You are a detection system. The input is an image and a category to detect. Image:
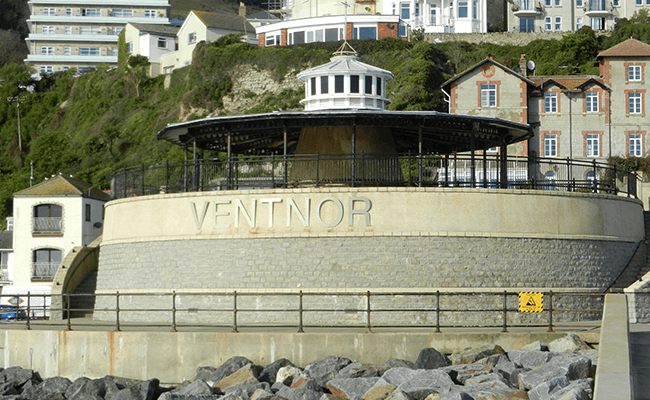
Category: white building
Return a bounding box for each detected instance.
[123,23,179,77]
[25,0,171,74]
[384,0,488,33]
[7,176,110,305]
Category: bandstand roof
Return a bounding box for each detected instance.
[157,109,534,155]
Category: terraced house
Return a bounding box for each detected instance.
[24,0,171,74]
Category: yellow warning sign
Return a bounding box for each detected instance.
[519,292,544,313]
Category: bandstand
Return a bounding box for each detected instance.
[94,44,645,327]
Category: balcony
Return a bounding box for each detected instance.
[32,217,62,235]
[32,262,58,281]
[513,0,541,17]
[585,0,611,16]
[27,34,119,43]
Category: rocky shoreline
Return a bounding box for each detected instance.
[0,334,597,400]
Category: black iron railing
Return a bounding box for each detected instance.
[0,291,605,333]
[110,154,637,199]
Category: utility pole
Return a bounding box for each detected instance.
[7,96,25,154]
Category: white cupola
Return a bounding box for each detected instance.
[297,42,394,111]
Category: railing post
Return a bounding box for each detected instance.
[184,159,188,192]
[165,160,169,193]
[123,167,127,198]
[26,292,31,330]
[171,291,177,332]
[66,293,72,331]
[592,159,598,192]
[115,291,121,332]
[567,157,572,191]
[366,291,372,333]
[547,291,554,332]
[141,163,145,196]
[232,291,239,333]
[316,152,320,188]
[271,156,276,188]
[408,151,412,185]
[282,153,287,189]
[418,151,423,187]
[502,291,508,332]
[298,290,304,333]
[435,290,441,333]
[361,151,365,186]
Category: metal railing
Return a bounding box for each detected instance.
[110,153,638,199]
[32,217,62,233]
[0,291,605,333]
[32,262,58,281]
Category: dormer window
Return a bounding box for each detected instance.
[33,204,62,235]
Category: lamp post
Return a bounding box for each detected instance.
[6,95,25,154]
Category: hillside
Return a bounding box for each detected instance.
[0,18,649,229]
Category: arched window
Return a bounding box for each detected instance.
[32,248,61,280]
[33,204,62,234]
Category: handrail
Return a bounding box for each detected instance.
[0,291,606,333]
[109,154,637,199]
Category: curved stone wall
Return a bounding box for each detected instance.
[95,187,645,323]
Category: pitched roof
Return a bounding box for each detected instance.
[442,58,536,91]
[597,38,650,58]
[528,76,608,91]
[192,10,255,33]
[129,23,179,36]
[0,231,12,250]
[14,175,112,202]
[247,10,280,20]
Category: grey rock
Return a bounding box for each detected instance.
[460,385,529,400]
[250,388,285,400]
[440,363,492,385]
[380,368,416,386]
[290,378,325,392]
[475,354,508,367]
[493,358,520,388]
[553,388,590,400]
[214,364,261,392]
[176,380,214,396]
[277,367,306,387]
[394,370,455,399]
[517,356,591,390]
[449,345,505,365]
[463,372,513,389]
[507,349,553,369]
[0,367,42,389]
[158,394,221,400]
[327,378,380,399]
[275,385,323,400]
[527,376,570,400]
[547,334,591,354]
[521,341,549,352]
[434,389,474,400]
[227,382,272,397]
[195,368,219,383]
[203,357,256,385]
[260,359,296,384]
[361,381,396,400]
[271,382,288,393]
[21,376,72,400]
[551,379,593,400]
[415,348,449,369]
[110,379,160,400]
[336,364,385,379]
[383,389,411,400]
[382,360,415,370]
[304,357,352,388]
[65,377,92,399]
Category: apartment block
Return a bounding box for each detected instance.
[25,0,171,74]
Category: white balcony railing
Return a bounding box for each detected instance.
[32,262,58,280]
[33,217,62,233]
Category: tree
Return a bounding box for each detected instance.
[0,31,27,68]
[126,55,150,98]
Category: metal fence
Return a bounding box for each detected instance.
[1,291,605,332]
[110,153,637,199]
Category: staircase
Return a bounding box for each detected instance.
[68,271,98,318]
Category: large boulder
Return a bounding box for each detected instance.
[277,366,307,386]
[214,364,261,392]
[507,349,553,369]
[361,382,396,400]
[304,357,352,388]
[517,355,591,390]
[0,366,42,390]
[275,385,323,400]
[547,334,591,354]
[383,360,415,370]
[527,376,569,400]
[260,359,297,384]
[440,363,492,385]
[203,357,257,386]
[450,345,506,366]
[327,378,380,399]
[21,376,72,400]
[335,363,386,379]
[386,369,455,399]
[415,348,450,369]
[111,378,161,400]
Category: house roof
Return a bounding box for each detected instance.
[528,76,609,91]
[247,10,280,20]
[191,10,255,33]
[14,175,111,202]
[442,58,536,91]
[129,23,179,36]
[0,231,12,250]
[597,38,650,58]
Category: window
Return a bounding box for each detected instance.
[576,0,582,6]
[79,47,100,56]
[586,134,599,157]
[189,32,197,44]
[554,0,561,6]
[544,0,551,6]
[458,1,468,18]
[576,17,583,29]
[33,204,62,233]
[629,133,642,156]
[480,84,497,107]
[376,77,382,96]
[41,26,55,34]
[80,26,100,35]
[112,27,124,35]
[430,4,437,24]
[586,91,598,112]
[158,37,167,48]
[82,8,101,17]
[365,76,373,94]
[41,46,54,55]
[398,24,407,37]
[65,8,72,16]
[266,35,277,46]
[350,75,360,93]
[400,3,410,19]
[628,65,642,81]
[392,2,396,15]
[519,18,535,32]
[111,47,118,56]
[310,77,316,95]
[32,249,61,280]
[544,134,557,157]
[629,92,642,114]
[545,92,558,113]
[613,0,619,5]
[321,76,328,94]
[472,1,477,18]
[545,17,551,31]
[112,9,133,17]
[293,31,305,45]
[65,26,72,34]
[39,65,53,74]
[144,10,156,17]
[591,17,603,30]
[335,75,344,93]
[78,66,95,74]
[43,7,56,15]
[325,28,338,41]
[555,16,561,30]
[415,3,420,16]
[353,27,376,40]
[85,204,92,222]
[64,47,71,56]
[126,42,133,53]
[637,0,642,4]
[0,252,9,279]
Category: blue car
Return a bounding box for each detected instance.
[0,305,26,320]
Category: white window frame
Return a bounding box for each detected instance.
[545,17,551,30]
[65,26,72,34]
[576,17,583,29]
[585,91,598,113]
[112,9,133,17]
[144,10,157,17]
[576,0,582,6]
[158,37,167,48]
[554,0,561,6]
[126,42,133,53]
[40,65,53,74]
[400,2,410,19]
[544,134,557,157]
[629,92,642,114]
[544,0,551,6]
[189,32,197,44]
[554,16,562,30]
[628,65,642,81]
[613,0,619,5]
[629,133,642,156]
[458,1,468,18]
[41,46,54,55]
[480,84,497,107]
[64,47,71,56]
[79,47,100,56]
[544,92,558,113]
[41,26,55,34]
[65,8,72,15]
[43,7,56,15]
[586,134,599,157]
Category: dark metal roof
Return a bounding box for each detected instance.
[157,110,533,155]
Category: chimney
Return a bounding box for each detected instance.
[519,54,527,77]
[239,2,246,17]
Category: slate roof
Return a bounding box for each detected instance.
[442,57,536,91]
[192,11,255,33]
[129,23,179,36]
[297,54,394,81]
[14,175,112,202]
[528,76,609,91]
[597,38,650,58]
[247,10,280,20]
[0,231,11,250]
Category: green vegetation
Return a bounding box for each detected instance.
[1,19,650,228]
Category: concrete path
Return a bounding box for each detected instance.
[631,324,650,400]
